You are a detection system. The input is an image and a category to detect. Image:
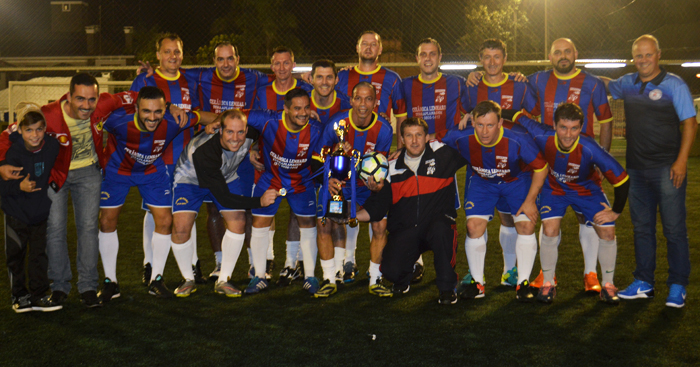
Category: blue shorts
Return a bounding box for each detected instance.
[101,170,172,209]
[251,184,316,217]
[316,184,372,218]
[237,154,256,197]
[539,188,614,227]
[496,196,510,214]
[464,177,530,220]
[172,180,245,214]
[141,164,175,211]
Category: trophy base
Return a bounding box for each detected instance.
[325,199,349,224]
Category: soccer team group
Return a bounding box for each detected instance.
[1,30,695,313]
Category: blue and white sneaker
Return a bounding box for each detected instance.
[665,284,686,308]
[244,276,269,295]
[501,267,518,287]
[618,279,654,299]
[303,277,320,294]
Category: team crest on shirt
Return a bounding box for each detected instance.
[435,89,446,103]
[55,133,70,146]
[297,143,309,157]
[371,82,383,94]
[649,89,663,101]
[364,142,376,155]
[567,88,581,103]
[34,162,44,177]
[121,94,134,105]
[496,155,508,169]
[153,139,166,153]
[181,87,190,102]
[501,95,513,109]
[426,158,436,175]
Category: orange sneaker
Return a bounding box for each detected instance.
[584,272,602,293]
[530,270,557,289]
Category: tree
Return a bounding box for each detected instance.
[458,0,530,59]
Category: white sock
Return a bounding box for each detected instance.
[321,259,335,282]
[171,238,194,281]
[285,241,300,268]
[190,223,198,266]
[219,230,245,282]
[214,251,222,264]
[151,233,172,281]
[368,224,373,243]
[599,237,617,285]
[345,224,359,264]
[247,248,253,265]
[299,227,318,278]
[334,247,345,274]
[99,230,119,282]
[580,224,599,275]
[515,233,538,284]
[296,244,303,262]
[465,234,487,284]
[369,261,382,283]
[499,225,518,272]
[142,212,154,265]
[539,232,561,285]
[250,227,270,279]
[416,254,424,266]
[267,229,275,260]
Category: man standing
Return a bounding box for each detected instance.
[606,35,697,308]
[0,74,138,308]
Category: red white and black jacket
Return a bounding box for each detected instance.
[363,140,468,233]
[0,91,137,191]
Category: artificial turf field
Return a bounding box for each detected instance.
[0,155,698,366]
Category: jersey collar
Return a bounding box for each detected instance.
[555,135,580,153]
[133,113,149,132]
[311,90,337,109]
[273,79,297,95]
[282,111,307,133]
[418,72,442,84]
[354,65,381,75]
[482,73,509,87]
[474,126,504,147]
[553,68,581,80]
[216,67,240,83]
[348,109,377,131]
[155,68,181,81]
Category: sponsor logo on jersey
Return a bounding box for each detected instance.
[56,133,70,146]
[649,89,663,101]
[465,201,475,210]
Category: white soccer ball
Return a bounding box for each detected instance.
[358,152,389,182]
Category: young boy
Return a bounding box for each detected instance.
[0,109,62,312]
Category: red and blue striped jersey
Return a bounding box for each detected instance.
[197,67,269,112]
[102,109,200,176]
[336,65,406,118]
[130,68,200,165]
[253,79,313,111]
[465,73,538,114]
[310,90,352,125]
[442,126,547,184]
[528,69,613,138]
[401,73,468,141]
[514,115,628,195]
[245,109,323,193]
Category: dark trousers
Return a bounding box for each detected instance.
[5,215,49,301]
[381,217,458,292]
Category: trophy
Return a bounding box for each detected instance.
[319,120,361,227]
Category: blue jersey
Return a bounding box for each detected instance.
[442,126,547,184]
[253,79,313,111]
[310,90,352,125]
[401,73,468,141]
[197,67,268,112]
[245,109,323,193]
[103,109,200,176]
[336,66,406,118]
[465,73,538,114]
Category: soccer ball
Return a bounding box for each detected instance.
[358,152,389,182]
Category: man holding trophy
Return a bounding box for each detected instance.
[312,82,394,298]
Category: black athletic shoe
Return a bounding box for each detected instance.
[411,263,425,284]
[516,280,535,303]
[438,290,458,305]
[276,267,294,287]
[80,290,102,308]
[265,259,275,280]
[193,260,207,284]
[392,284,410,295]
[50,290,68,305]
[148,275,172,298]
[32,295,63,312]
[98,278,121,303]
[142,263,152,286]
[12,295,33,313]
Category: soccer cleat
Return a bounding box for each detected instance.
[665,284,686,308]
[531,270,557,289]
[248,265,255,279]
[98,278,121,303]
[148,275,173,298]
[536,281,556,304]
[584,272,602,293]
[335,271,344,284]
[244,276,269,295]
[209,262,222,280]
[215,281,242,298]
[314,279,338,298]
[174,280,197,298]
[618,279,654,300]
[12,295,33,313]
[369,278,393,297]
[291,261,305,281]
[500,267,518,287]
[438,290,458,305]
[600,283,620,305]
[342,261,357,283]
[457,275,485,299]
[302,277,320,294]
[142,263,152,286]
[265,259,275,280]
[50,290,67,305]
[32,295,63,312]
[80,290,102,308]
[392,284,410,294]
[411,263,425,284]
[276,267,295,287]
[516,280,535,302]
[193,260,207,284]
